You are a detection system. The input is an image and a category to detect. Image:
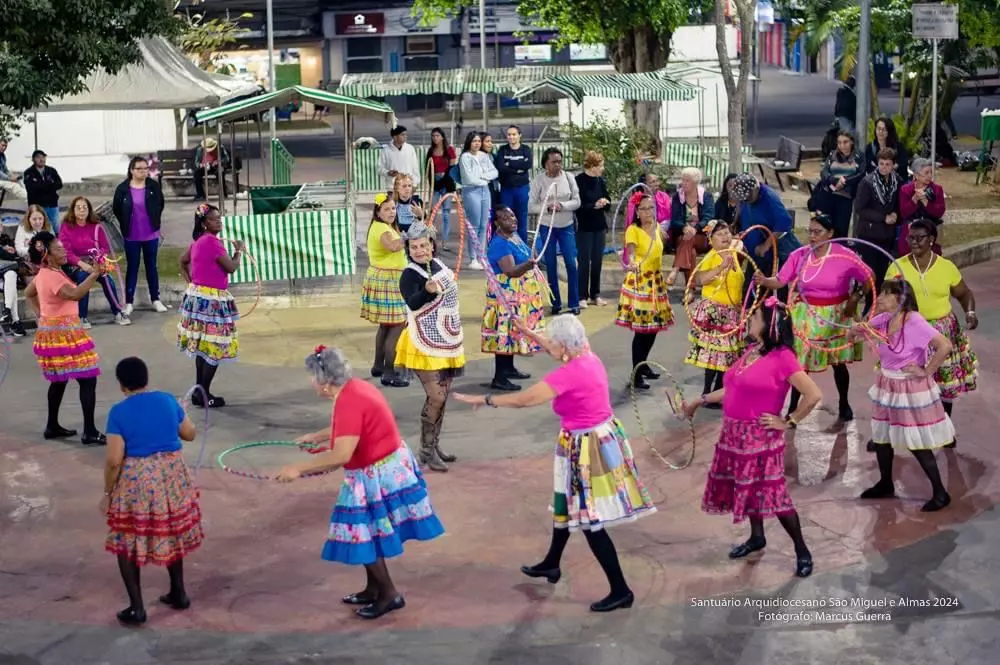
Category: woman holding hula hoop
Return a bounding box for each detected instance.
[886,219,977,447]
[684,220,745,403]
[757,212,873,426]
[683,299,822,578]
[276,346,444,620]
[615,192,675,391]
[395,221,465,472]
[454,314,655,613]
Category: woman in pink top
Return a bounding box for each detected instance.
[23,231,108,445]
[177,204,245,408]
[759,212,872,426]
[852,279,955,512]
[454,314,655,613]
[683,298,822,578]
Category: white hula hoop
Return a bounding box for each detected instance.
[530,180,560,261]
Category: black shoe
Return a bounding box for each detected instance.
[436,448,457,463]
[490,377,521,392]
[860,481,896,499]
[8,321,25,337]
[370,367,384,378]
[642,367,661,380]
[520,564,561,584]
[921,493,951,512]
[342,590,379,606]
[729,538,766,559]
[838,405,854,422]
[43,425,78,440]
[569,308,581,316]
[795,556,814,578]
[190,392,226,408]
[356,595,405,619]
[506,368,531,380]
[550,307,562,316]
[158,593,191,610]
[380,376,410,388]
[82,431,107,446]
[116,607,147,626]
[631,376,650,391]
[590,591,634,612]
[866,440,878,452]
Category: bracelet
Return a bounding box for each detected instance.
[785,415,798,429]
[484,394,498,408]
[966,310,976,316]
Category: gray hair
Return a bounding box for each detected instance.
[911,157,933,174]
[305,347,353,387]
[404,220,436,241]
[681,166,703,184]
[546,314,589,354]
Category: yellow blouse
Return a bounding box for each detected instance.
[699,249,745,305]
[885,254,961,321]
[624,223,663,273]
[367,221,407,270]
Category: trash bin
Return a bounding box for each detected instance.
[249,185,302,215]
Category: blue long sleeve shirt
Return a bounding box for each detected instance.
[739,185,794,251]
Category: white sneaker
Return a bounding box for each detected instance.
[123,303,134,316]
[152,300,169,313]
[81,318,92,330]
[469,260,483,270]
[115,313,132,326]
[579,300,588,309]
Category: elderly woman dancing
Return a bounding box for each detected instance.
[455,314,656,612]
[395,220,466,472]
[277,346,444,620]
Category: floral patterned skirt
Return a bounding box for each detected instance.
[929,312,977,400]
[481,273,545,355]
[322,442,444,566]
[702,417,796,523]
[615,269,674,334]
[685,298,745,371]
[105,451,204,566]
[790,298,863,372]
[177,284,239,365]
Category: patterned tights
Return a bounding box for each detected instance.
[416,370,452,452]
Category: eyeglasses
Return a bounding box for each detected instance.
[906,234,930,243]
[637,206,655,212]
[806,228,828,236]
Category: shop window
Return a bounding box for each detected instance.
[346,37,382,59]
[405,36,437,55]
[345,57,384,74]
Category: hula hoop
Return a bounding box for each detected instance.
[628,361,697,470]
[227,239,261,318]
[217,440,332,480]
[529,180,561,261]
[182,384,211,474]
[610,182,654,259]
[737,224,780,277]
[683,246,768,339]
[424,191,467,279]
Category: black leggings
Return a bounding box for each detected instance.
[631,332,657,372]
[743,512,811,558]
[373,324,404,378]
[872,445,947,497]
[47,378,98,434]
[789,364,851,414]
[194,356,219,396]
[536,527,630,597]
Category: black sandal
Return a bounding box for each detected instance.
[116,607,147,626]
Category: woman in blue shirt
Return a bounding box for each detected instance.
[480,206,545,391]
[100,357,202,626]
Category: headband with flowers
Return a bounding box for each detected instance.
[629,191,648,208]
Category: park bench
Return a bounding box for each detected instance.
[758,136,805,192]
[156,148,242,200]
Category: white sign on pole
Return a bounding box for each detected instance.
[912,3,959,40]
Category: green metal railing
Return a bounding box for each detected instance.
[271,137,296,185]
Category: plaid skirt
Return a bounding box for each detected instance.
[105,451,204,566]
[615,269,674,334]
[360,267,407,325]
[33,315,101,382]
[177,284,239,365]
[790,298,863,372]
[928,312,977,400]
[685,298,745,371]
[869,368,956,451]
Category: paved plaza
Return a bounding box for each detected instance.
[1,260,1000,665]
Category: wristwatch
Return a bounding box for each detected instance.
[785,415,798,429]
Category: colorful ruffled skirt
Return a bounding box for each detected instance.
[615,269,674,334]
[685,298,745,371]
[360,267,407,325]
[790,297,863,372]
[703,417,796,523]
[928,312,977,400]
[481,273,545,355]
[33,315,101,382]
[552,418,656,531]
[869,368,955,450]
[177,284,239,365]
[105,451,204,566]
[322,442,444,565]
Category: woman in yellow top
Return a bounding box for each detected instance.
[615,192,675,391]
[395,221,465,472]
[886,219,977,447]
[360,193,410,388]
[685,221,746,404]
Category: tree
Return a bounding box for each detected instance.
[0,0,176,136]
[715,0,755,174]
[411,0,689,141]
[176,6,253,74]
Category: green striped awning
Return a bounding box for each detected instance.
[337,67,570,98]
[222,209,355,283]
[660,62,760,82]
[196,85,394,124]
[513,72,700,104]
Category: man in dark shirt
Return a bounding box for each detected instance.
[495,125,533,241]
[22,150,63,231]
[834,76,857,134]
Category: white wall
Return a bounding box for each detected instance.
[6,109,177,182]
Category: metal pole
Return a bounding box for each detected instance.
[479,0,487,130]
[855,0,872,149]
[751,22,759,143]
[266,0,277,141]
[930,38,939,177]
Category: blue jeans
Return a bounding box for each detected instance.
[72,268,122,318]
[462,185,490,260]
[431,189,452,244]
[535,225,579,310]
[44,206,60,233]
[499,184,530,242]
[123,238,161,304]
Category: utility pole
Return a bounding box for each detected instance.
[855,0,872,149]
[478,0,488,130]
[266,0,276,141]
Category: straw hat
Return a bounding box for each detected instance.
[202,137,218,150]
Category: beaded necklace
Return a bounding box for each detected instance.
[800,244,832,284]
[908,252,936,297]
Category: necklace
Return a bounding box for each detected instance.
[908,253,936,296]
[800,245,832,284]
[733,347,762,376]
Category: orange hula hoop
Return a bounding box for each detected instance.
[424,191,467,281]
[683,246,768,339]
[737,224,779,277]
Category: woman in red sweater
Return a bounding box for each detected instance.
[897,157,945,256]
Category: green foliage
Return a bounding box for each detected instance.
[0,0,176,136]
[560,114,670,200]
[176,11,253,73]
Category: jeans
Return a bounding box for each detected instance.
[44,206,60,233]
[431,188,452,245]
[123,238,161,304]
[499,184,530,242]
[462,185,490,260]
[535,224,579,310]
[576,229,605,301]
[72,268,122,318]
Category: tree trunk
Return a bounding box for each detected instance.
[607,24,672,152]
[716,0,754,175]
[461,8,472,115]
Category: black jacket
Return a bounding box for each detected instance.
[864,141,910,181]
[494,144,532,189]
[112,179,165,239]
[22,165,63,207]
[853,174,899,245]
[834,85,856,122]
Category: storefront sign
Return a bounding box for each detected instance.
[383,7,451,36]
[455,5,551,34]
[570,44,607,61]
[334,12,385,36]
[515,45,552,63]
